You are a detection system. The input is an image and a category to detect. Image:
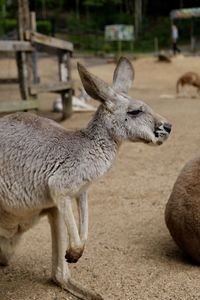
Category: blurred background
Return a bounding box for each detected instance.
[2,3,200,300]
[1,0,200,55]
[1,0,200,118]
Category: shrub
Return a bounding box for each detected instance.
[37,20,52,35]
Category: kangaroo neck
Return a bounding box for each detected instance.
[83,106,121,154]
[78,110,121,180]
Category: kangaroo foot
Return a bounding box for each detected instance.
[53,277,103,300]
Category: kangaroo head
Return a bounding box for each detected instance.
[77,57,171,145]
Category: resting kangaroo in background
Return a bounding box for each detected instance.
[0,57,171,300]
[165,156,200,263]
[176,71,200,94]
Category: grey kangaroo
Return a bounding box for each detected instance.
[0,57,171,299]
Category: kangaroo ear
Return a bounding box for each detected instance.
[77,62,116,110]
[112,57,135,94]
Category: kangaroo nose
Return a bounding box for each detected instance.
[163,123,172,133]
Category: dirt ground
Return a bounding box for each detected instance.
[1,54,200,300]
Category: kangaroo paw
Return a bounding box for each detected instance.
[65,247,84,263]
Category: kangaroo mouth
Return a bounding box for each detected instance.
[153,129,170,145]
[131,128,170,145]
[141,128,170,146]
[143,138,163,146]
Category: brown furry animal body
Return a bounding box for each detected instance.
[176,72,200,93]
[165,156,200,263]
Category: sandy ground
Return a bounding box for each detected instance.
[1,54,200,300]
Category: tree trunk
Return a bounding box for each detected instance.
[41,0,46,19]
[180,0,184,8]
[85,5,90,24]
[75,0,80,21]
[134,0,142,40]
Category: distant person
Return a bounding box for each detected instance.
[171,24,181,55]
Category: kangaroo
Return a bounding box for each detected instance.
[0,57,171,300]
[165,156,200,263]
[176,71,200,94]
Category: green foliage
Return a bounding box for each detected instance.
[0,18,16,36]
[37,20,52,35]
[66,10,132,32]
[0,0,6,16]
[65,13,173,54]
[83,0,106,6]
[4,18,16,33]
[0,18,52,37]
[3,1,200,54]
[67,31,105,53]
[0,0,7,35]
[83,0,121,7]
[66,12,95,32]
[137,17,171,50]
[36,0,64,10]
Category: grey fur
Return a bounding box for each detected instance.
[0,57,171,300]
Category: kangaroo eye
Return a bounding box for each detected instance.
[127,110,143,116]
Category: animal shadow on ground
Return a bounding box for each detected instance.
[0,262,78,300]
[131,226,199,268]
[158,235,200,267]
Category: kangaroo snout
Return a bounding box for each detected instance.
[163,122,172,134]
[153,120,172,145]
[156,121,172,134]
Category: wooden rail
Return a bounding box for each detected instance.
[0,41,32,52]
[0,78,19,84]
[0,100,38,113]
[25,30,73,52]
[30,81,73,95]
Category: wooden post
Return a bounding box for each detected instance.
[16,0,31,100]
[30,11,36,30]
[58,51,73,119]
[61,90,73,120]
[30,11,39,84]
[17,0,30,40]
